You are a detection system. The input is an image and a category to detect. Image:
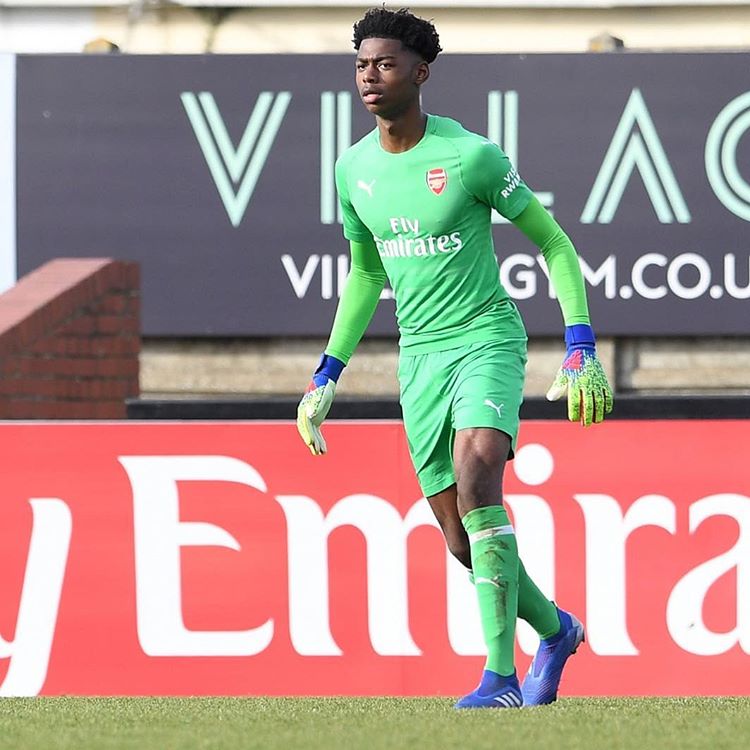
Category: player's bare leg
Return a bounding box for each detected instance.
[427,487,472,570]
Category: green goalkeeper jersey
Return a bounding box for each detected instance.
[336,114,533,354]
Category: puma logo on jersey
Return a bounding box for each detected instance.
[357,179,376,197]
[484,399,504,418]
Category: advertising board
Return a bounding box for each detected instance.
[0,421,746,696]
[15,54,750,335]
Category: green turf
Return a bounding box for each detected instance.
[0,697,748,750]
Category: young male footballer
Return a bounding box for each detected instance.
[297,7,613,709]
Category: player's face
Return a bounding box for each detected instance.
[355,37,428,119]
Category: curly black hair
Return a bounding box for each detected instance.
[353,7,442,63]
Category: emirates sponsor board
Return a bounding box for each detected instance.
[0,420,747,697]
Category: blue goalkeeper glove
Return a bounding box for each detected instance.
[546,324,614,426]
[296,353,346,455]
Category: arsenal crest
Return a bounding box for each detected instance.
[426,167,447,196]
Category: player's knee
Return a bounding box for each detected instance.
[454,431,509,510]
[456,470,501,512]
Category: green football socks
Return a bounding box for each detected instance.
[467,560,562,639]
[517,560,561,639]
[462,505,519,676]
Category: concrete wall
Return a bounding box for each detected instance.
[139,336,750,399]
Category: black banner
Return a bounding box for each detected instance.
[16,53,750,336]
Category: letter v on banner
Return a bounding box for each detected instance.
[181,91,291,227]
[581,88,690,224]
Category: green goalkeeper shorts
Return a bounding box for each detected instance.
[398,336,527,498]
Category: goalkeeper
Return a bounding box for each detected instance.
[297,7,613,709]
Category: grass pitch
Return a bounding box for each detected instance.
[0,697,748,750]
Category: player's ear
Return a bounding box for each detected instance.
[414,61,430,85]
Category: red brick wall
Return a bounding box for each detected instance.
[0,259,140,419]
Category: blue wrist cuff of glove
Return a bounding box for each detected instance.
[565,324,596,350]
[312,353,346,387]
